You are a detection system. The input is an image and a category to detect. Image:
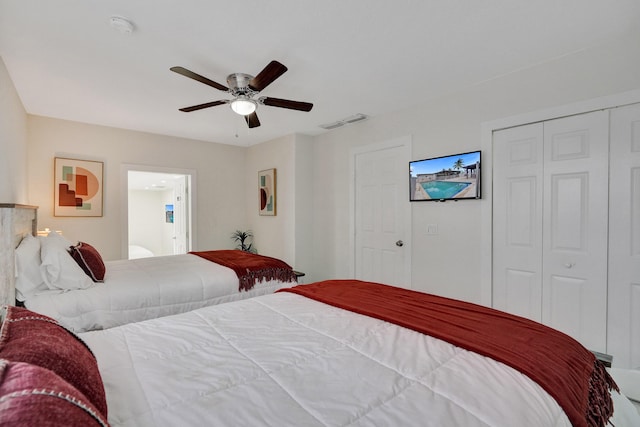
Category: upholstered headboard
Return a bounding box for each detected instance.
[0,204,38,306]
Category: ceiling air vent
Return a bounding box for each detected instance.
[320,121,345,130]
[319,113,368,130]
[342,114,368,124]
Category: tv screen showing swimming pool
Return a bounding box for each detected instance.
[409,151,481,201]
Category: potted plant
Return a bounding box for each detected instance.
[231,230,257,253]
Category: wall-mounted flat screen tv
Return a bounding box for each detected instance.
[409,150,481,201]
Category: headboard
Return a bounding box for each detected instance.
[0,204,38,306]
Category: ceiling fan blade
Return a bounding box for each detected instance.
[179,100,227,112]
[261,97,313,112]
[244,112,261,128]
[248,61,288,92]
[170,66,229,92]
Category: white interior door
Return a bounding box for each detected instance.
[354,140,411,288]
[608,103,640,368]
[492,123,544,320]
[542,111,609,352]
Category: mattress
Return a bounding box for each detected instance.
[25,253,293,332]
[80,291,639,427]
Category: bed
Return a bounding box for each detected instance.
[11,223,297,333]
[1,280,637,427]
[23,250,297,333]
[127,244,155,259]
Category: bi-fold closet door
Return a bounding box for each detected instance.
[608,103,640,369]
[493,103,640,368]
[492,110,609,354]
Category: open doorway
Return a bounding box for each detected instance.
[121,165,196,259]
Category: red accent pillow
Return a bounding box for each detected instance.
[0,306,108,418]
[0,360,108,426]
[70,242,106,282]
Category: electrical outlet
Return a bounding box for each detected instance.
[427,224,438,235]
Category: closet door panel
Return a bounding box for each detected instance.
[609,103,640,368]
[542,111,609,352]
[548,275,588,340]
[549,173,587,251]
[492,124,543,320]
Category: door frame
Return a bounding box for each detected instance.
[349,135,412,285]
[480,89,640,307]
[120,164,197,259]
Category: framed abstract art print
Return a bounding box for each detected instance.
[258,168,276,216]
[54,157,104,217]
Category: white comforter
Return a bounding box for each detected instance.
[25,254,292,333]
[80,291,639,427]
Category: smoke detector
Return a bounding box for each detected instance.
[109,16,135,34]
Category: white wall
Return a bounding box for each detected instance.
[293,135,314,277]
[0,57,28,204]
[128,189,174,256]
[160,189,175,255]
[245,133,314,275]
[246,134,296,263]
[26,116,247,261]
[311,27,640,304]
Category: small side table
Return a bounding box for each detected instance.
[293,270,305,284]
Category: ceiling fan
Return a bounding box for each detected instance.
[170,60,313,129]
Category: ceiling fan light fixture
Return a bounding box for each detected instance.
[230,98,257,116]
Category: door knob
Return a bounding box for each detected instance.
[396,240,404,247]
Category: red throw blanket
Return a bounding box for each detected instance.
[190,250,297,291]
[280,280,618,427]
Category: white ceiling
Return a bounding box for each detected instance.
[128,171,184,192]
[1,1,638,147]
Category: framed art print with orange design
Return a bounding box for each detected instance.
[54,157,104,217]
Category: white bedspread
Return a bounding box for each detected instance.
[25,254,292,333]
[80,292,639,427]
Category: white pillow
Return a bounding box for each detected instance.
[43,231,74,251]
[14,234,47,301]
[40,233,93,291]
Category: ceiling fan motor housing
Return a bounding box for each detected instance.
[227,73,256,97]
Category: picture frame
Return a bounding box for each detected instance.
[258,168,276,216]
[54,157,104,217]
[165,204,174,223]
